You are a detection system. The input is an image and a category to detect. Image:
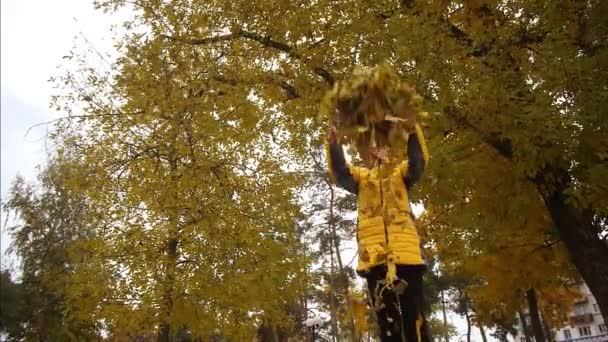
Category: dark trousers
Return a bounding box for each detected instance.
[363,265,430,342]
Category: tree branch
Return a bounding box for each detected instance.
[400,0,547,59]
[443,106,514,159]
[279,81,300,99]
[25,113,123,138]
[162,33,238,45]
[163,30,335,85]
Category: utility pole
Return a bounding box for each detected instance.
[441,291,450,342]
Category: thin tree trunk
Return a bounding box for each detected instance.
[464,307,471,342]
[272,326,280,342]
[479,323,488,342]
[158,237,178,342]
[541,311,554,342]
[303,268,309,328]
[328,183,357,340]
[441,292,449,342]
[329,242,339,342]
[329,185,344,272]
[518,310,532,342]
[526,288,546,342]
[310,150,351,340]
[158,145,180,342]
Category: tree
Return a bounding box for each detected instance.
[0,270,26,340]
[426,316,457,342]
[526,288,545,342]
[420,176,580,340]
[490,315,518,342]
[52,13,310,337]
[518,310,532,342]
[80,0,608,318]
[300,148,361,341]
[2,160,102,340]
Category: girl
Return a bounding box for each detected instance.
[326,122,430,342]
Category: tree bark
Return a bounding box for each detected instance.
[441,292,450,342]
[328,184,357,340]
[518,310,532,342]
[535,169,608,323]
[464,309,471,342]
[526,288,546,342]
[541,312,554,342]
[158,147,180,342]
[328,185,344,272]
[272,326,280,342]
[159,238,178,341]
[479,323,488,342]
[329,242,339,342]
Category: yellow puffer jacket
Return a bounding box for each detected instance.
[327,124,429,273]
[350,162,423,271]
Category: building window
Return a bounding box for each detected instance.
[564,329,572,340]
[579,326,591,336]
[520,337,526,342]
[574,303,586,315]
[593,304,599,312]
[599,324,607,334]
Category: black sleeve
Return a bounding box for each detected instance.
[328,143,359,194]
[404,133,425,189]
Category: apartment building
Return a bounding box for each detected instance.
[513,282,606,342]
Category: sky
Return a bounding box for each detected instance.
[1,0,124,265]
[0,1,496,340]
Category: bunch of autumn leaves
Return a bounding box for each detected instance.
[321,64,426,168]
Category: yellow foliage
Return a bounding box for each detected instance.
[45,0,608,336]
[321,64,425,165]
[351,295,370,334]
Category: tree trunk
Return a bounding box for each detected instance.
[441,292,450,342]
[158,327,170,342]
[541,312,554,342]
[535,171,608,323]
[526,288,546,342]
[304,268,309,324]
[159,238,178,342]
[329,243,339,342]
[327,178,356,339]
[518,310,532,342]
[479,323,488,342]
[328,185,344,273]
[159,151,180,342]
[464,309,471,342]
[272,326,280,342]
[442,96,608,320]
